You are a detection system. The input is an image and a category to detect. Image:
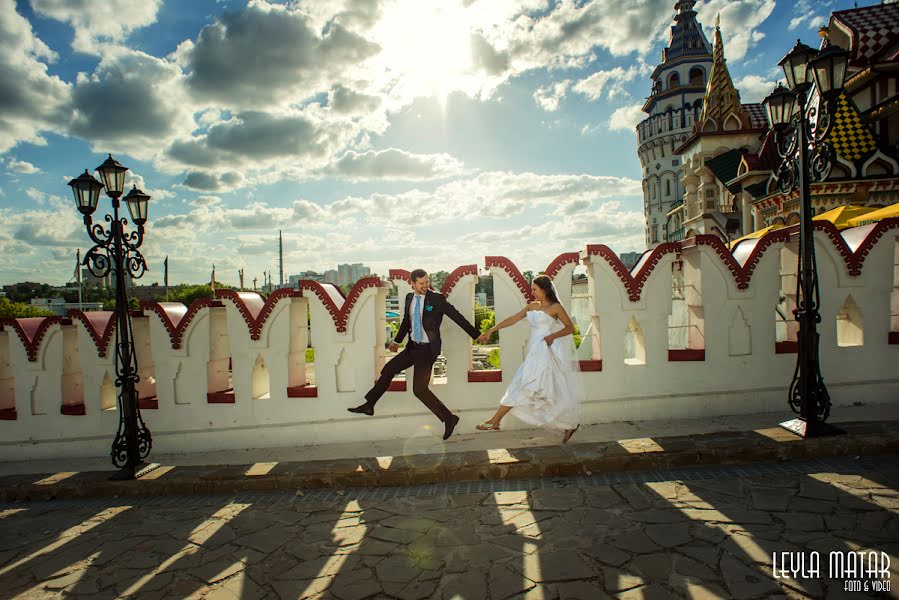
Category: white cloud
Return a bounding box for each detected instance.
[533,80,572,112]
[70,51,195,160]
[735,74,779,103]
[787,0,827,32]
[30,0,162,55]
[329,171,642,226]
[321,148,467,181]
[8,159,40,174]
[572,66,641,102]
[0,0,72,153]
[696,0,776,61]
[176,0,378,109]
[608,103,645,131]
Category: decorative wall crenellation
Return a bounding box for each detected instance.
[1,221,898,459]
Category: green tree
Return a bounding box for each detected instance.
[487,348,501,368]
[475,275,493,301]
[428,270,449,291]
[522,270,534,284]
[102,297,139,311]
[475,305,498,343]
[0,297,55,318]
[165,284,215,305]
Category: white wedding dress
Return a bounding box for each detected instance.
[499,309,583,430]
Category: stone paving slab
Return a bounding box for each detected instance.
[1,461,897,599]
[1,420,898,503]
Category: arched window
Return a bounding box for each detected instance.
[668,72,680,90]
[689,67,704,86]
[666,180,671,196]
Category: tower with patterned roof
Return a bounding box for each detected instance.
[667,15,769,244]
[636,0,713,249]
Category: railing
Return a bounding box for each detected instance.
[668,227,685,242]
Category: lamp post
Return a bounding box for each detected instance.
[762,40,850,438]
[68,155,153,479]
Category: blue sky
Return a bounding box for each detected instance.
[0,0,864,286]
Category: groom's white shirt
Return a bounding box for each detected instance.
[411,292,430,343]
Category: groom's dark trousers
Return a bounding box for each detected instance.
[365,341,450,421]
[363,289,480,422]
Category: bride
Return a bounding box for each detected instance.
[475,274,583,443]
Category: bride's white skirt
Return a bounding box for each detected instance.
[499,333,582,431]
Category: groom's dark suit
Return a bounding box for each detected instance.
[363,289,480,423]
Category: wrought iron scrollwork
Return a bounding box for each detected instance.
[80,200,153,470]
[774,87,837,435]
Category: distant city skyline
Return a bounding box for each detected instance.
[0,0,868,286]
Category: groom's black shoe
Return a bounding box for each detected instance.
[443,414,460,440]
[347,402,374,416]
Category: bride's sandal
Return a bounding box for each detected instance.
[476,421,501,431]
[562,424,580,444]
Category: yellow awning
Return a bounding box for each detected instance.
[728,224,783,249]
[812,205,877,229]
[846,203,899,227]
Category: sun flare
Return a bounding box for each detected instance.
[372,0,474,108]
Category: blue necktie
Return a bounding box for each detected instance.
[412,295,422,343]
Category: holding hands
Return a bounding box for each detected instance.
[477,329,494,344]
[389,341,399,352]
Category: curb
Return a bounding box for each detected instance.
[2,421,898,503]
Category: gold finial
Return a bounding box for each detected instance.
[818,26,829,40]
[715,14,720,29]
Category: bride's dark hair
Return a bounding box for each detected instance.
[532,274,559,304]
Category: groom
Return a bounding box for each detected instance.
[348,269,481,440]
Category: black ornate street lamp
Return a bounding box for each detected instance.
[763,40,850,438]
[68,154,153,479]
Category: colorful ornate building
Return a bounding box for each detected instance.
[640,2,899,245]
[668,17,769,242]
[745,2,899,232]
[636,0,712,248]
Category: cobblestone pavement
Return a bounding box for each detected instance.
[1,457,897,599]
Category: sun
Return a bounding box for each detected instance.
[371,0,474,109]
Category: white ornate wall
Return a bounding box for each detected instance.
[1,220,898,460]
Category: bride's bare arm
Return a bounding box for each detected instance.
[478,303,537,341]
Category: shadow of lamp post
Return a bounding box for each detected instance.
[762,40,850,438]
[68,154,153,479]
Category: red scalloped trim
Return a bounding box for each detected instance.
[0,317,68,362]
[298,277,386,333]
[814,218,899,277]
[668,349,705,361]
[140,299,224,349]
[287,385,318,398]
[215,288,301,340]
[544,252,580,280]
[0,408,16,420]
[585,243,680,301]
[682,218,899,290]
[67,310,116,358]
[61,403,86,416]
[139,395,158,409]
[207,389,235,403]
[485,256,535,302]
[775,341,798,354]
[890,332,899,345]
[579,359,602,371]
[389,269,412,285]
[685,230,793,290]
[468,370,502,382]
[441,265,478,296]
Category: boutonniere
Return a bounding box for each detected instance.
[425,305,434,312]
